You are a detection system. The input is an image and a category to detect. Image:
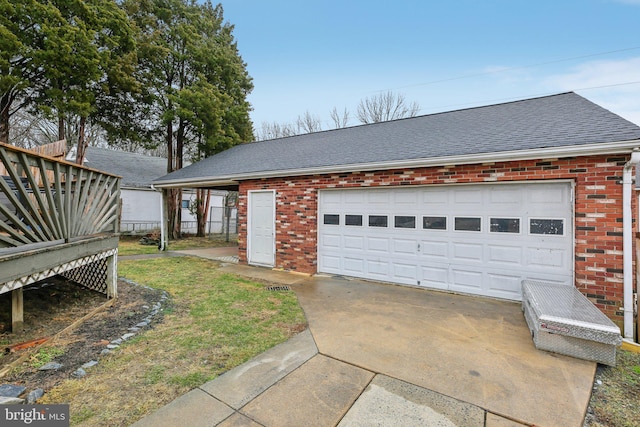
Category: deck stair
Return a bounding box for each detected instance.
[522,280,622,366]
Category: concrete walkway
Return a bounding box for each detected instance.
[131,249,596,427]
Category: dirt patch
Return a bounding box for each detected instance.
[0,278,166,394]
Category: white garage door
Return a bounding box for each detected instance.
[318,182,573,300]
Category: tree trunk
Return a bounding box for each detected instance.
[58,115,65,141]
[0,92,11,143]
[75,116,86,165]
[165,114,181,239]
[196,189,211,237]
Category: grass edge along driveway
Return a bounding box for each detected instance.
[42,256,307,427]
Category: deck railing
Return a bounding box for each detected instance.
[0,142,120,250]
[0,142,121,331]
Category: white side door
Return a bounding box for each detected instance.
[248,190,275,267]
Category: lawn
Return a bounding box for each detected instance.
[40,256,306,426]
[118,234,238,256]
[586,348,640,427]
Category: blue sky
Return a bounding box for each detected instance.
[221,0,640,131]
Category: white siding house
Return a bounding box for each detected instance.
[76,147,231,234]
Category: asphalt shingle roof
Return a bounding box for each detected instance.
[154,92,640,185]
[84,147,167,188]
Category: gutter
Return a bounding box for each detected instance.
[151,139,640,189]
[622,148,640,342]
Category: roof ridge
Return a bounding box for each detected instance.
[250,92,578,144]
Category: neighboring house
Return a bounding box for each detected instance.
[153,92,640,338]
[79,147,230,234]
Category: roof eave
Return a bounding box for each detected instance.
[152,139,640,188]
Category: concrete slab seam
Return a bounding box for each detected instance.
[220,410,266,427]
[333,373,377,426]
[485,411,534,427]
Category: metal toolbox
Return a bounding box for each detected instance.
[522,280,622,366]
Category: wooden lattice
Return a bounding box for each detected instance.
[0,248,117,296]
[61,256,109,294]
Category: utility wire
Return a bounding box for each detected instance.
[383,46,640,92]
[417,81,640,115]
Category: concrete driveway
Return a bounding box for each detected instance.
[133,259,596,427]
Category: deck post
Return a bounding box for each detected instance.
[106,252,117,299]
[11,288,23,332]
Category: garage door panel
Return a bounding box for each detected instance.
[392,262,418,281]
[367,259,389,277]
[344,235,364,250]
[343,257,365,274]
[451,268,483,291]
[367,190,391,204]
[321,233,342,249]
[367,237,390,253]
[321,191,343,207]
[318,183,573,301]
[393,239,418,255]
[344,191,366,204]
[486,272,522,295]
[422,189,448,204]
[420,240,448,258]
[394,191,419,205]
[529,186,565,203]
[454,189,483,205]
[452,242,484,262]
[320,255,341,272]
[526,247,567,268]
[489,186,522,204]
[420,265,449,290]
[487,245,522,265]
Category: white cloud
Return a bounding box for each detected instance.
[541,57,640,125]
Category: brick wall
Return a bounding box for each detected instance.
[237,154,635,326]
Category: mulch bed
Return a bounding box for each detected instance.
[0,277,165,393]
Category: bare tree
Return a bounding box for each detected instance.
[356,91,420,124]
[296,110,322,134]
[329,107,350,128]
[256,121,298,141]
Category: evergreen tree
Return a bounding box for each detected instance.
[123,0,253,238]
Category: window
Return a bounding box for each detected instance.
[181,200,190,209]
[490,218,520,233]
[368,215,388,227]
[323,214,339,225]
[345,214,363,226]
[530,219,564,235]
[454,217,481,232]
[423,216,447,230]
[394,216,416,229]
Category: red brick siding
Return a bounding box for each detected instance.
[237,154,635,326]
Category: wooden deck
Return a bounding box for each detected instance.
[0,142,120,331]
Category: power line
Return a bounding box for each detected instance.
[416,81,640,115]
[383,46,640,92]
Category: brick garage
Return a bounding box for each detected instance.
[236,154,634,327]
[155,92,640,335]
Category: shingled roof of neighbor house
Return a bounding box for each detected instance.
[153,92,640,188]
[84,147,167,189]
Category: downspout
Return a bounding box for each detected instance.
[622,148,640,342]
[151,184,166,251]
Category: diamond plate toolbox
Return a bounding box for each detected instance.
[522,280,622,366]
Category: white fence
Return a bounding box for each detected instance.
[120,206,237,235]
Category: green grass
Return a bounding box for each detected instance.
[42,256,306,426]
[588,350,640,427]
[117,237,161,256]
[29,346,65,369]
[118,235,238,256]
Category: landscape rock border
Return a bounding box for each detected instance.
[0,278,170,405]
